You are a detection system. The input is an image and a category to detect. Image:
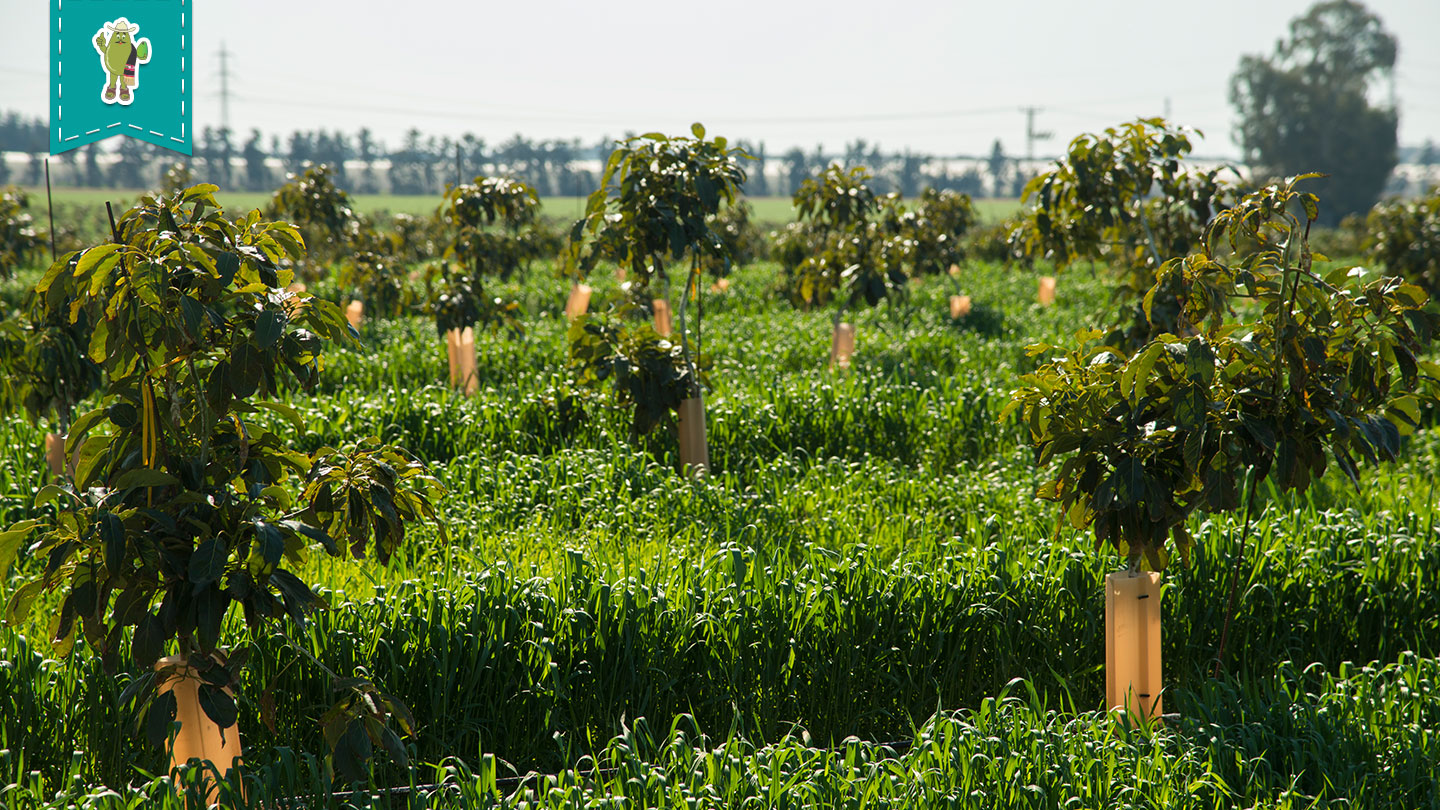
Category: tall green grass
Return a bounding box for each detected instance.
[1,255,1436,807]
[3,654,1436,808]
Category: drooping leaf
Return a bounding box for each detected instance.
[6,579,45,626]
[188,537,228,587]
[97,511,126,575]
[333,717,374,785]
[255,310,285,350]
[0,520,40,577]
[132,612,165,668]
[145,689,178,749]
[198,683,238,731]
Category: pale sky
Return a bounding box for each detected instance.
[3,0,1438,159]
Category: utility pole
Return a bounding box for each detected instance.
[1164,97,1172,121]
[218,42,233,132]
[1019,106,1052,162]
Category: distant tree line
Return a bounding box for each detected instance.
[0,112,1033,199]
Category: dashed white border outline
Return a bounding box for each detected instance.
[55,0,189,147]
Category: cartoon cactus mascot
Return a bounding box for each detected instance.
[93,17,151,105]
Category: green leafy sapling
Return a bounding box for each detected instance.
[1365,187,1440,294]
[0,186,45,278]
[901,187,979,279]
[566,315,700,438]
[781,165,893,314]
[566,124,746,427]
[0,293,104,473]
[1005,176,1439,577]
[0,185,444,782]
[432,176,537,337]
[337,219,414,319]
[1013,119,1234,349]
[267,165,358,277]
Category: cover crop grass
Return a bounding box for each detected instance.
[0,246,1436,808]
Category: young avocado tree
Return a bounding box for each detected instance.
[565,124,746,452]
[267,164,358,278]
[432,176,537,337]
[0,185,444,783]
[337,219,413,319]
[778,165,895,313]
[0,293,104,464]
[901,187,978,279]
[388,212,445,265]
[888,188,982,324]
[567,316,700,439]
[776,166,922,362]
[0,187,45,278]
[159,162,195,197]
[695,199,766,282]
[1365,187,1440,294]
[1012,119,1233,349]
[1004,175,1439,678]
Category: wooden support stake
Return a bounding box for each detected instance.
[105,201,121,243]
[460,327,477,396]
[677,395,709,477]
[156,655,243,802]
[949,295,972,319]
[346,300,364,329]
[44,433,65,478]
[1105,571,1163,723]
[565,284,592,320]
[830,322,855,368]
[652,299,672,337]
[1038,276,1057,307]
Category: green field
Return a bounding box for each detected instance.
[0,191,1436,808]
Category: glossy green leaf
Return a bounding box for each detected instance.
[189,537,227,586]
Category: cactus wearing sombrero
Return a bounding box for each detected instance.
[93,18,151,104]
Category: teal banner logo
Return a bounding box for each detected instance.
[51,0,192,155]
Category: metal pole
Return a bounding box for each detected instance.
[44,158,57,262]
[106,201,121,243]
